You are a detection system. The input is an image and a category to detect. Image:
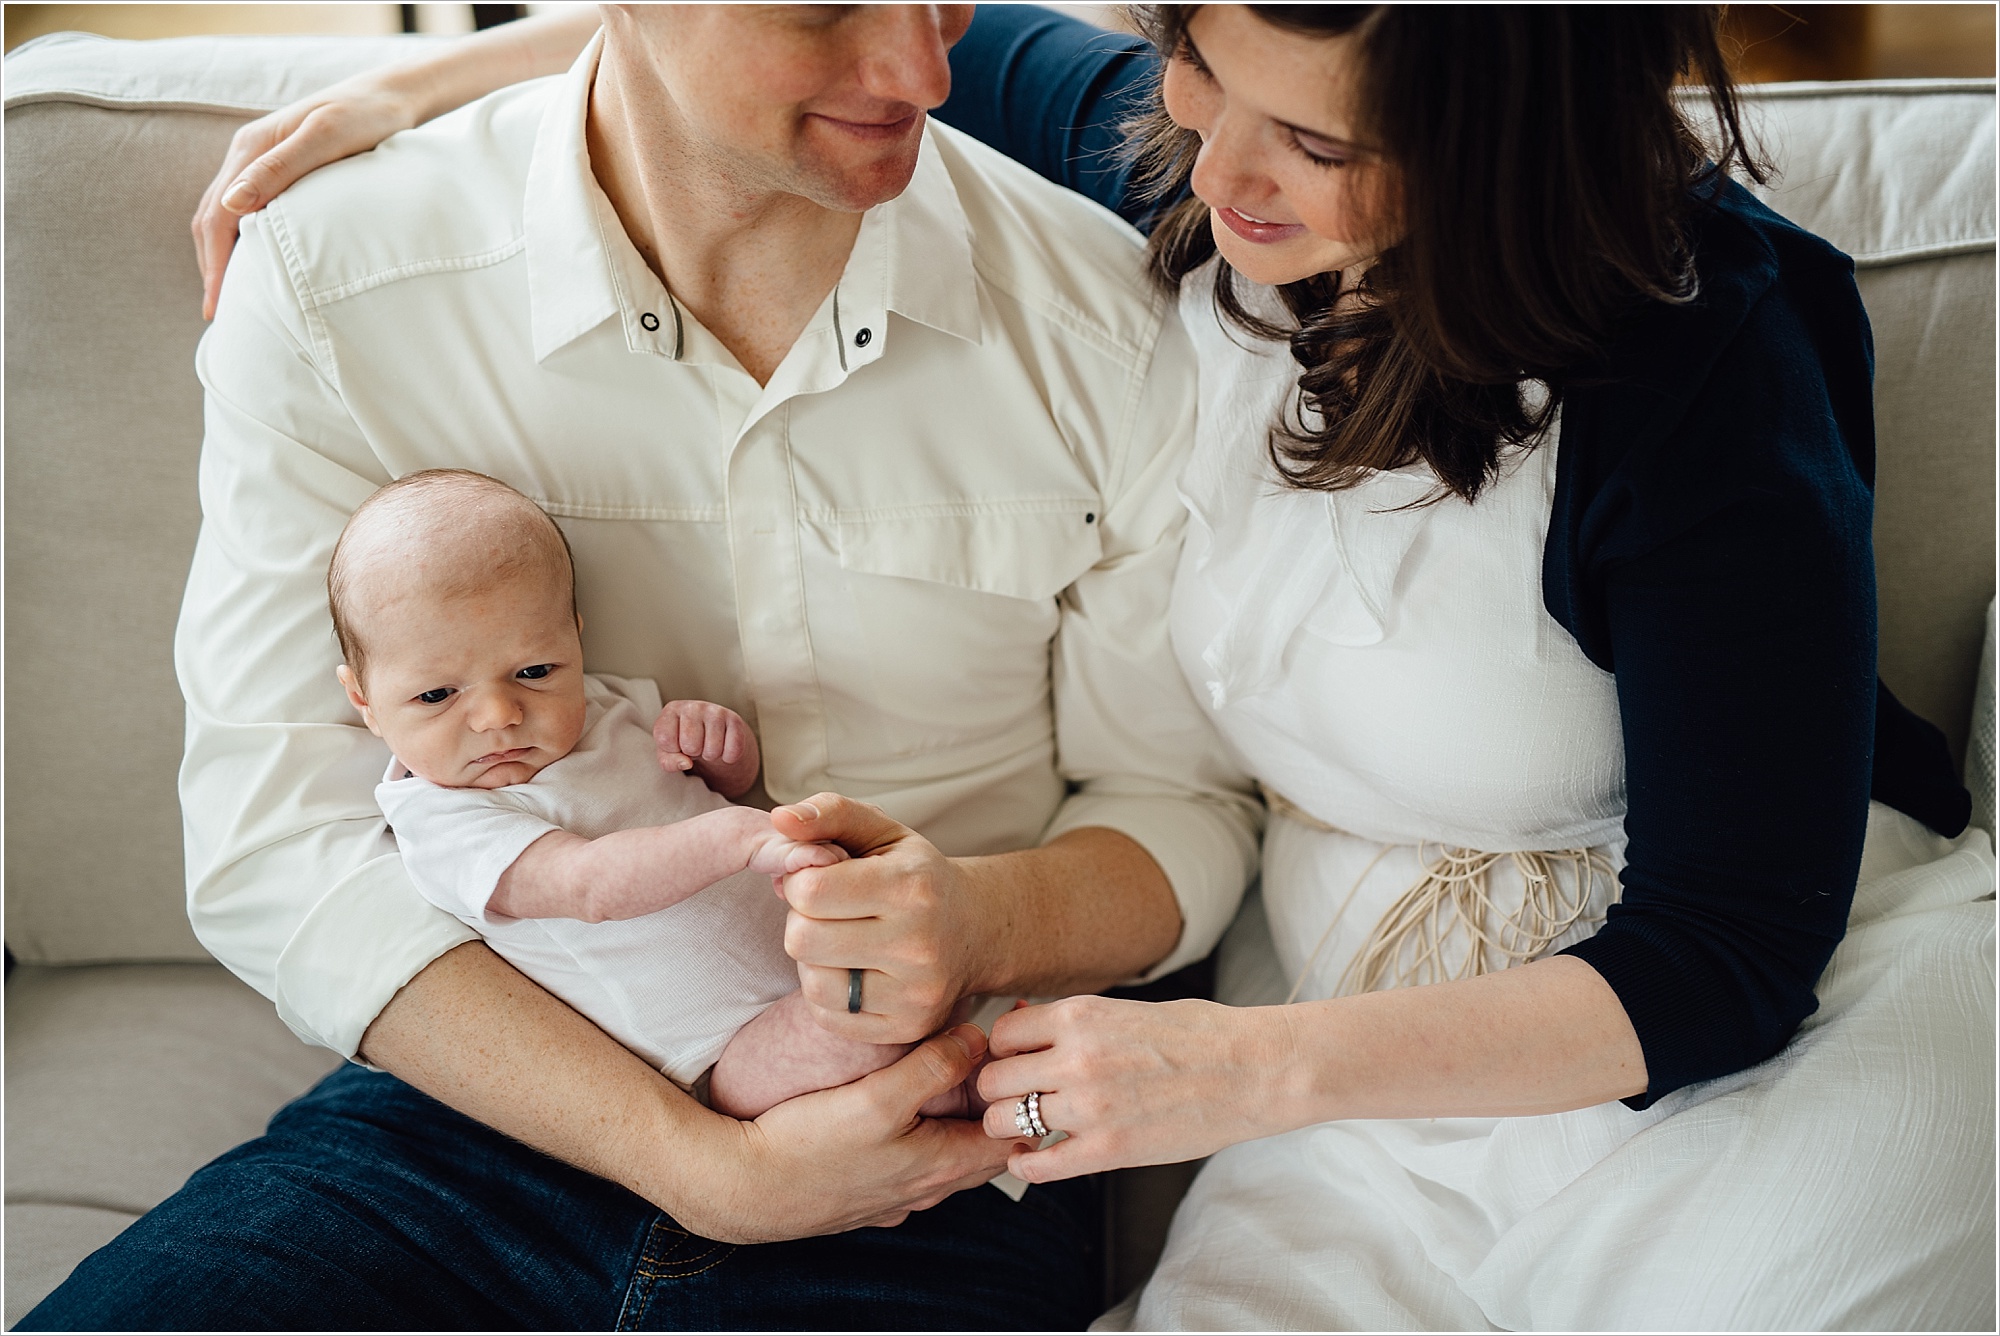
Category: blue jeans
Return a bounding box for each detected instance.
[21,1065,1102,1330]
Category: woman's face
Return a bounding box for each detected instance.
[1162,6,1399,287]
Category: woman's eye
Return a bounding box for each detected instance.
[415,687,454,705]
[517,664,554,681]
[1291,133,1349,168]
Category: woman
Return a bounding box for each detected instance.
[192,5,1992,1328]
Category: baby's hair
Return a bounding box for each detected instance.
[328,468,578,683]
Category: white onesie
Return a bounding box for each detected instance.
[377,673,797,1086]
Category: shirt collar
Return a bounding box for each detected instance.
[524,32,982,368]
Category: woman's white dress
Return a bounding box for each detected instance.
[1105,269,1997,1331]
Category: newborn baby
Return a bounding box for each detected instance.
[328,468,971,1118]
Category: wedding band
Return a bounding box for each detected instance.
[847,967,864,1015]
[1014,1090,1051,1139]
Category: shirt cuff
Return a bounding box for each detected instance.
[272,851,478,1058]
[1043,791,1261,983]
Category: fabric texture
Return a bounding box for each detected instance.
[1972,600,1997,836]
[19,1064,1105,1332]
[2,32,457,966]
[382,674,797,1083]
[175,33,1260,1057]
[1135,804,1995,1332]
[2,963,341,1324]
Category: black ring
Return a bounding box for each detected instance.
[847,967,864,1015]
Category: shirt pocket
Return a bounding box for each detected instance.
[834,503,1103,601]
[811,503,1104,767]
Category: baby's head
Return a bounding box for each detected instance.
[330,469,586,789]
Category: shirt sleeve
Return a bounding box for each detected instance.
[1559,283,1879,1107]
[938,5,1165,227]
[378,780,560,924]
[1040,300,1265,980]
[177,209,476,1058]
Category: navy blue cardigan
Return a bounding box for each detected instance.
[939,5,1971,1106]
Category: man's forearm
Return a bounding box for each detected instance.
[962,827,1183,997]
[358,941,733,1209]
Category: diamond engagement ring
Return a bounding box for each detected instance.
[1013,1090,1051,1139]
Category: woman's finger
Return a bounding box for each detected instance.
[986,999,1064,1058]
[1008,1132,1101,1184]
[975,1049,1066,1113]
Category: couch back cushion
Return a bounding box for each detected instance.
[2,37,1993,962]
[4,34,439,964]
[1720,81,1996,770]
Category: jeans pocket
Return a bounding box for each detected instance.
[615,1215,737,1331]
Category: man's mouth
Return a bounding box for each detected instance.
[810,109,924,142]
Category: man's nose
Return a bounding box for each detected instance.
[853,5,961,111]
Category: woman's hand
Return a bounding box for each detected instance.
[193,8,599,319]
[976,995,1294,1182]
[193,75,429,318]
[684,1023,1028,1242]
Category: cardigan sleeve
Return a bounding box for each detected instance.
[1560,261,1881,1107]
[938,5,1163,226]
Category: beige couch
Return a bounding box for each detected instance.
[5,31,1994,1328]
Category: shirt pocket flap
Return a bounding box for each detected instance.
[835,504,1103,602]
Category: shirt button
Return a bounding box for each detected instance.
[640,312,660,332]
[854,327,872,348]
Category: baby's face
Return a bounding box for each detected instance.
[339,570,588,789]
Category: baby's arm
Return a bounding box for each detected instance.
[489,806,843,923]
[655,700,760,798]
[710,993,986,1121]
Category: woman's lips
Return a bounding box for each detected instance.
[1215,205,1307,245]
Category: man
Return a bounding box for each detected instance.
[23,6,1257,1329]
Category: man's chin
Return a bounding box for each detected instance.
[798,129,926,212]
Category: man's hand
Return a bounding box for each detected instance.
[691,1023,1028,1241]
[771,794,994,1044]
[656,700,760,798]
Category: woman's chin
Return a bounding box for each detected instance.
[1208,214,1366,288]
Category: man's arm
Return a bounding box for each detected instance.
[186,210,1014,1236]
[489,808,842,923]
[774,296,1262,1041]
[362,942,1019,1242]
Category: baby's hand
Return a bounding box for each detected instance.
[656,700,760,798]
[746,829,850,880]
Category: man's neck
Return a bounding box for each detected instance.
[587,45,864,387]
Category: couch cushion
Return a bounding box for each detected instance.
[1719,81,1997,764]
[3,963,341,1319]
[2,33,441,965]
[4,1204,140,1330]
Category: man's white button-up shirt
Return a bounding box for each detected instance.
[179,39,1260,1057]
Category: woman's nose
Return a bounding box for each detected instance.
[1190,113,1276,215]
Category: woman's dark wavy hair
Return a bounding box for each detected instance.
[1129,5,1764,502]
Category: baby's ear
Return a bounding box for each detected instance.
[335,664,383,736]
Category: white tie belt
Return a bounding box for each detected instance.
[1261,784,1619,1004]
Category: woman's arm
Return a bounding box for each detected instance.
[362,941,1021,1242]
[194,8,598,316]
[937,5,1164,226]
[976,956,1644,1180]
